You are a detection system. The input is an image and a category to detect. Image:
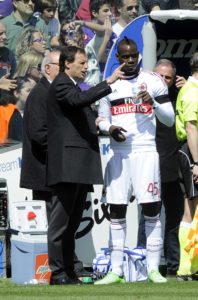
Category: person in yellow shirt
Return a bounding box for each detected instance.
[176,52,198,281]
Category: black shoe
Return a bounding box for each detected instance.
[75,267,93,277]
[66,270,83,284]
[176,275,192,282]
[50,276,82,285]
[191,273,198,281]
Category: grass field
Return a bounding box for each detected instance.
[0,278,198,300]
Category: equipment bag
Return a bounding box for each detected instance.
[93,247,147,282]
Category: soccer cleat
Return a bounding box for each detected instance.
[176,275,192,282]
[148,270,167,283]
[94,272,125,285]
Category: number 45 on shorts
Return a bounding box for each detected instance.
[147,182,160,196]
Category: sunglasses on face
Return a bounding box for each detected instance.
[32,64,41,71]
[32,38,45,43]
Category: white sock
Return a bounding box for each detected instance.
[144,214,163,272]
[109,218,126,276]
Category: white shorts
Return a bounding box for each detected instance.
[102,148,161,205]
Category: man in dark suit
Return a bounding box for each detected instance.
[47,45,124,285]
[20,49,61,217]
[20,47,89,282]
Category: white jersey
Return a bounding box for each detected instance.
[99,70,172,151]
[112,22,124,37]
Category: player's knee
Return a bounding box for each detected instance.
[110,204,127,219]
[141,201,161,217]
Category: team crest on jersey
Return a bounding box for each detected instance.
[139,82,147,92]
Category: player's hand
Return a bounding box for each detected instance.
[109,125,127,142]
[106,63,125,85]
[137,91,153,105]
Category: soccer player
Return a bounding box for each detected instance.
[95,37,175,284]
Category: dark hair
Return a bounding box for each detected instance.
[0,91,17,106]
[0,76,32,106]
[190,52,198,74]
[117,36,137,54]
[89,0,111,18]
[14,76,32,93]
[113,0,125,9]
[59,46,86,72]
[36,0,57,13]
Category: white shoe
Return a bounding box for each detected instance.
[148,270,167,283]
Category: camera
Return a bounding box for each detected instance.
[67,30,77,40]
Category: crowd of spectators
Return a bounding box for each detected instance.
[0,0,198,284]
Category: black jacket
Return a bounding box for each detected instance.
[20,76,51,191]
[47,72,112,186]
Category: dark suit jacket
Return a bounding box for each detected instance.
[20,76,51,191]
[47,72,112,186]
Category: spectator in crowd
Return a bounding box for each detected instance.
[75,0,119,22]
[0,0,13,19]
[0,91,22,142]
[95,37,174,285]
[46,45,124,285]
[16,27,47,61]
[14,75,36,116]
[50,21,102,87]
[35,0,60,40]
[7,76,35,140]
[176,52,198,281]
[0,75,34,143]
[57,0,82,23]
[137,59,185,277]
[14,51,43,82]
[51,20,85,48]
[0,21,16,78]
[76,0,91,21]
[86,0,116,74]
[112,0,139,37]
[1,0,48,54]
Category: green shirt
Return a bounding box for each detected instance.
[2,12,48,54]
[176,76,198,142]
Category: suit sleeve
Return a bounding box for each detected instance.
[25,87,48,148]
[54,78,112,107]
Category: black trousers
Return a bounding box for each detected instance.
[137,180,184,274]
[32,190,53,222]
[47,183,88,279]
[162,181,184,274]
